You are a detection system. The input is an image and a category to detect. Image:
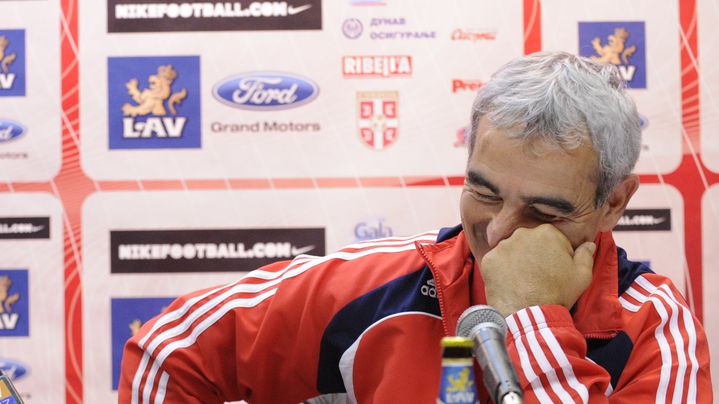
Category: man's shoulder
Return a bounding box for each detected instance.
[615,246,655,296]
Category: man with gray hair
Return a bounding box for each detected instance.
[120,52,712,403]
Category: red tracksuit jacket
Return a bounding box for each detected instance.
[119,225,713,403]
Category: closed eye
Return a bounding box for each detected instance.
[529,206,561,222]
[470,189,502,203]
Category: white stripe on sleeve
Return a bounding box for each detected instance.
[507,314,554,403]
[529,307,589,403]
[517,310,574,403]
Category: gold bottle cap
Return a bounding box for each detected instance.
[440,336,474,348]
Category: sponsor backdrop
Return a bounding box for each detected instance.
[0,0,717,401]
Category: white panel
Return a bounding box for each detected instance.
[0,193,65,403]
[542,0,682,175]
[81,186,462,402]
[0,2,61,181]
[79,0,524,180]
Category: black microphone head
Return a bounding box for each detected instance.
[456,305,507,338]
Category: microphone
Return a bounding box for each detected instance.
[456,305,523,404]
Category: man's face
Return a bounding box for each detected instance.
[460,117,612,262]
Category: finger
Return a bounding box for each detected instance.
[573,241,596,282]
[536,223,573,253]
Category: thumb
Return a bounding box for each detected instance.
[573,241,596,281]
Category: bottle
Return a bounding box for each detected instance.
[0,369,24,404]
[437,336,479,404]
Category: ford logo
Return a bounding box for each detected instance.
[213,71,319,111]
[0,359,28,381]
[639,114,649,130]
[0,119,25,143]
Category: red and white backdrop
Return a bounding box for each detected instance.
[0,0,717,402]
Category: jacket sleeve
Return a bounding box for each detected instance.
[117,257,331,404]
[504,274,712,403]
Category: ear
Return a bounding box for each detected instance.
[597,174,640,232]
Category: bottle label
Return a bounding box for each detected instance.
[437,360,478,404]
[0,373,23,404]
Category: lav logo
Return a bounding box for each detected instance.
[0,270,28,337]
[579,22,646,88]
[0,120,25,143]
[108,56,201,149]
[213,71,319,111]
[0,30,25,96]
[111,297,175,390]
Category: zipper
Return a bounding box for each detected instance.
[583,331,619,340]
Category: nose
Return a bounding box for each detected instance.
[485,207,522,249]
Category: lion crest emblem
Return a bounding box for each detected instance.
[0,276,20,314]
[446,368,474,392]
[122,64,188,117]
[590,27,637,65]
[0,36,17,73]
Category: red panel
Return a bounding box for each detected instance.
[228,178,273,189]
[359,177,403,187]
[524,0,542,54]
[273,178,316,188]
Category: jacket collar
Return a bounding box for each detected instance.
[416,227,623,338]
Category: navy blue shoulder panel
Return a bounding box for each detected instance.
[436,224,463,242]
[616,246,654,295]
[584,246,655,388]
[316,266,441,393]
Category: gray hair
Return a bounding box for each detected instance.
[469,51,641,206]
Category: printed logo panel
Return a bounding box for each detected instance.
[0,217,50,240]
[0,30,25,97]
[615,209,671,231]
[0,270,29,337]
[0,120,25,144]
[111,297,176,390]
[108,0,322,32]
[108,56,201,149]
[578,21,646,88]
[110,228,326,273]
[213,71,319,111]
[357,91,399,150]
[342,56,412,78]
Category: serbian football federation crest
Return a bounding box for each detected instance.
[357,91,399,150]
[108,56,201,149]
[0,30,25,96]
[578,22,646,89]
